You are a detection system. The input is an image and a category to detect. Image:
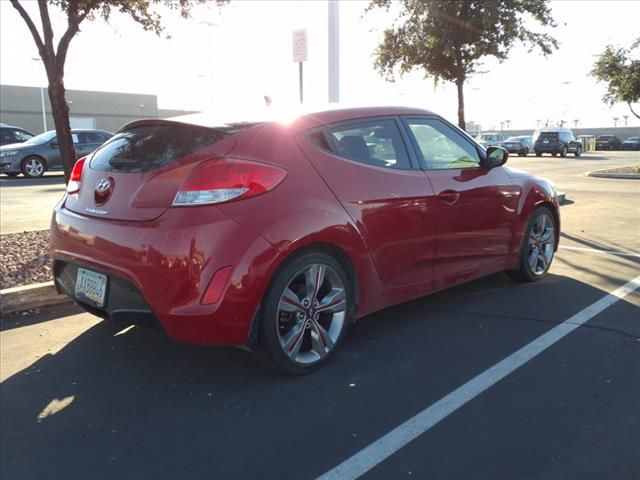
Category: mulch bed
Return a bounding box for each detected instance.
[0,230,52,290]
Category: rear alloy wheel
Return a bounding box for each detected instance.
[574,146,582,157]
[21,156,46,178]
[259,252,351,374]
[507,207,556,282]
[560,146,568,157]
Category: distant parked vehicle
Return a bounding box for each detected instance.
[621,136,640,151]
[595,135,622,151]
[475,132,507,148]
[0,129,112,178]
[0,123,34,146]
[501,136,533,156]
[533,127,582,157]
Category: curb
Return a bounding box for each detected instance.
[0,281,70,316]
[586,170,640,180]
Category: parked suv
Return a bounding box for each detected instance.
[533,127,582,157]
[0,123,34,146]
[596,135,622,151]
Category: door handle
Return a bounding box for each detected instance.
[438,190,460,205]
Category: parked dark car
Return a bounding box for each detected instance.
[0,123,34,146]
[533,127,582,157]
[502,136,533,156]
[595,135,622,151]
[50,106,560,374]
[621,136,640,150]
[0,129,112,178]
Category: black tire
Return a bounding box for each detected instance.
[257,252,352,375]
[21,156,46,178]
[574,146,582,157]
[560,146,567,157]
[535,151,542,157]
[507,206,557,283]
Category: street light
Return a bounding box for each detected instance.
[31,57,47,132]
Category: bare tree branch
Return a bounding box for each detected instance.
[37,0,55,55]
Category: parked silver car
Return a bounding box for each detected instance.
[0,129,112,178]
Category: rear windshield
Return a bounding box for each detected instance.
[90,124,228,173]
[537,132,559,142]
[598,135,614,140]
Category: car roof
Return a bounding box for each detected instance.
[128,105,436,133]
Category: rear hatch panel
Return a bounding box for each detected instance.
[64,121,236,222]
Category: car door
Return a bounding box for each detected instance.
[297,117,437,287]
[402,116,520,282]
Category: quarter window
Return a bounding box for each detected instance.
[406,118,480,170]
[326,119,411,169]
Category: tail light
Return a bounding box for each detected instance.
[173,158,287,206]
[66,156,87,194]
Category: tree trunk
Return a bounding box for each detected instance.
[45,69,74,182]
[456,78,465,131]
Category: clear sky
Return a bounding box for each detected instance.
[1,0,639,130]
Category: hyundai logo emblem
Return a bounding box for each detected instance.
[95,178,111,193]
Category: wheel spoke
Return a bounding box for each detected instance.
[528,247,539,270]
[279,287,304,313]
[309,317,333,353]
[316,288,346,313]
[538,251,548,270]
[540,227,554,243]
[305,264,326,303]
[282,323,306,359]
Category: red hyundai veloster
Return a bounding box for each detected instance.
[51,107,560,374]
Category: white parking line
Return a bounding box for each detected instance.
[559,245,640,258]
[317,274,640,480]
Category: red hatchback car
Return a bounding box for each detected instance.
[51,107,560,374]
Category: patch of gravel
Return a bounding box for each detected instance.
[591,164,640,175]
[0,230,52,290]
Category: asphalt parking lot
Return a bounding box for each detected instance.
[1,152,639,479]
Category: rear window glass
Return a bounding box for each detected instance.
[537,132,559,142]
[90,124,227,172]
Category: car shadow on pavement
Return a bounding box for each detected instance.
[1,272,638,480]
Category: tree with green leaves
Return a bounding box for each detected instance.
[591,39,640,119]
[367,0,558,130]
[10,0,226,182]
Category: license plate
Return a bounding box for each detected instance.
[75,268,107,307]
[543,139,549,143]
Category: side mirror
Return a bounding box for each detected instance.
[485,146,508,168]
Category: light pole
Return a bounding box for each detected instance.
[31,57,47,132]
[199,21,217,115]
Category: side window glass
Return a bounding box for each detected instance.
[327,119,410,169]
[14,130,33,142]
[83,132,103,144]
[406,118,480,170]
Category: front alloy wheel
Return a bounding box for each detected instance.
[259,253,350,374]
[507,207,556,282]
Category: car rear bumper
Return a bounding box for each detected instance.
[50,201,274,346]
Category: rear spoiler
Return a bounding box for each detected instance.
[118,119,263,135]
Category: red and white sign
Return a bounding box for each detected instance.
[292,29,308,63]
